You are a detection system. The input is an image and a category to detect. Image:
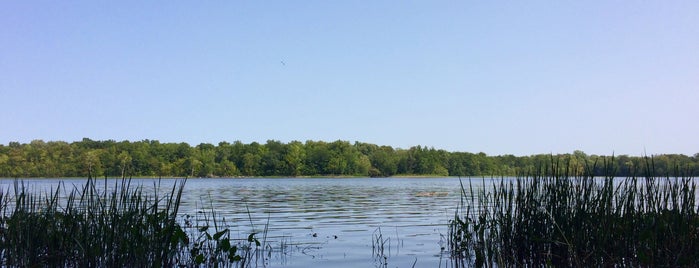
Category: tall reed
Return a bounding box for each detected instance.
[0,177,262,267]
[449,157,699,267]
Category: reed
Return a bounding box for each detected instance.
[448,157,699,267]
[372,227,390,266]
[0,177,263,267]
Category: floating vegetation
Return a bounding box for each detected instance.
[414,191,449,197]
[0,177,264,267]
[448,157,699,267]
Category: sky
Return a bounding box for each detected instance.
[1,1,698,156]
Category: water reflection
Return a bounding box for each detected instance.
[183,177,481,268]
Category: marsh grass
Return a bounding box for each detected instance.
[0,177,263,267]
[449,157,699,267]
[372,227,390,266]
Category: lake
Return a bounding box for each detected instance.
[0,177,487,268]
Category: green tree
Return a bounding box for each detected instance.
[194,143,216,177]
[370,146,398,177]
[81,150,104,177]
[2,139,697,178]
[285,141,305,176]
[241,153,260,176]
[118,151,132,178]
[304,141,331,175]
[216,159,240,177]
[261,140,289,176]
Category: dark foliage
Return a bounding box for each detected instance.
[449,157,699,267]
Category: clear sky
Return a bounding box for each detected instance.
[1,1,698,156]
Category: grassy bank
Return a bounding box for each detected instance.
[0,177,262,267]
[448,158,699,267]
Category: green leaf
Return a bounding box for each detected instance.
[171,226,189,245]
[195,254,205,264]
[220,238,231,251]
[247,232,261,246]
[213,228,229,240]
[247,232,257,242]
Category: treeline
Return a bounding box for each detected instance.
[0,139,697,178]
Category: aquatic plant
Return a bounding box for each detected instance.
[372,227,390,266]
[448,157,699,267]
[0,177,263,267]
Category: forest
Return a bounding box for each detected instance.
[0,139,697,178]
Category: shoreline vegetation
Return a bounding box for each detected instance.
[0,156,697,266]
[449,157,699,267]
[0,176,264,267]
[1,139,697,179]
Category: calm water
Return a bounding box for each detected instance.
[0,177,487,268]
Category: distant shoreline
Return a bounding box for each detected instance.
[0,175,462,180]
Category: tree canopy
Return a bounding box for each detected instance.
[0,139,697,178]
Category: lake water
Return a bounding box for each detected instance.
[0,177,483,268]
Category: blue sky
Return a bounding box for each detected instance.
[1,1,698,156]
